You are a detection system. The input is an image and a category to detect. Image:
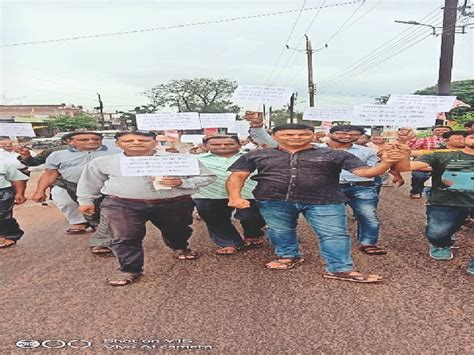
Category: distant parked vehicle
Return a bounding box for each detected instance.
[31,132,70,149]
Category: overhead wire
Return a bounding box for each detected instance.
[0,0,364,48]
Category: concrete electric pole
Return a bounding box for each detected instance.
[305,35,315,107]
[96,93,105,129]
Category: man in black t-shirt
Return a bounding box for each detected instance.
[396,131,473,270]
[227,123,406,283]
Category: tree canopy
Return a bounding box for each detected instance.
[145,78,239,113]
[47,113,99,131]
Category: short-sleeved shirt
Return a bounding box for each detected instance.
[416,151,474,207]
[193,152,257,199]
[0,162,29,188]
[45,145,121,183]
[228,147,369,204]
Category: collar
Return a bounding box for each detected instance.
[67,145,108,152]
[276,146,316,154]
[201,151,244,158]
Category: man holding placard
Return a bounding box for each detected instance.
[193,135,266,255]
[77,131,216,286]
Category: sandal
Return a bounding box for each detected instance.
[175,249,199,260]
[244,237,264,247]
[360,245,387,255]
[0,238,16,248]
[66,224,95,235]
[410,193,422,199]
[106,272,142,286]
[265,258,304,270]
[323,271,383,283]
[91,246,113,255]
[215,246,239,255]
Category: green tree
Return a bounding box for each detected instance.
[145,78,240,113]
[269,109,304,127]
[48,113,99,131]
[414,79,474,123]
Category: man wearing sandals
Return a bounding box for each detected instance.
[76,131,216,286]
[227,124,406,283]
[30,131,119,254]
[193,135,266,255]
[0,161,28,248]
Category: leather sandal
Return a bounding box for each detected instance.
[360,245,387,255]
[0,237,16,248]
[323,271,383,283]
[106,272,142,286]
[215,246,239,255]
[175,249,199,260]
[265,258,304,270]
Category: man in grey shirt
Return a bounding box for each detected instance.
[77,131,216,286]
[31,131,121,253]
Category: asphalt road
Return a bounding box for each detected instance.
[1,172,472,354]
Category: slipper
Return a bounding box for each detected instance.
[244,237,264,248]
[0,238,16,248]
[323,271,383,283]
[91,246,113,255]
[360,245,387,255]
[106,272,142,286]
[410,193,422,199]
[175,249,199,260]
[215,246,239,255]
[265,258,304,270]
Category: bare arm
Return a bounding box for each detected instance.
[226,171,252,209]
[31,170,60,202]
[352,162,392,178]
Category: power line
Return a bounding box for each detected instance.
[0,0,364,48]
[324,0,367,44]
[265,0,308,84]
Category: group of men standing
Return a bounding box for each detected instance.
[0,116,472,286]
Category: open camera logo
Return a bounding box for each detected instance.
[16,339,92,349]
[16,340,40,349]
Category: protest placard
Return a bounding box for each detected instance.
[200,113,237,128]
[303,107,353,121]
[180,134,206,146]
[351,105,438,127]
[226,121,250,137]
[120,155,200,176]
[387,95,457,112]
[136,113,201,130]
[0,123,36,137]
[231,85,294,105]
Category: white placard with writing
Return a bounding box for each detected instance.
[387,95,457,112]
[231,85,294,105]
[180,134,206,146]
[136,113,201,130]
[303,107,353,121]
[351,105,438,127]
[227,121,250,136]
[120,155,200,176]
[200,113,237,128]
[0,123,36,137]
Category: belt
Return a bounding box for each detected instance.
[108,195,192,204]
[339,181,375,187]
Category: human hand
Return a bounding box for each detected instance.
[159,176,183,187]
[30,191,47,203]
[14,194,27,204]
[79,205,96,215]
[243,111,264,128]
[228,198,251,209]
[14,146,32,159]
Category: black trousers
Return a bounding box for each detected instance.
[0,187,24,240]
[101,196,195,273]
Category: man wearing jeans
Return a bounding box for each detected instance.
[193,135,266,255]
[395,131,473,270]
[227,124,405,283]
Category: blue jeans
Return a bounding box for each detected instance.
[410,171,431,195]
[341,185,380,246]
[426,205,473,248]
[256,200,352,273]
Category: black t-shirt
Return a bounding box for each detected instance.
[228,147,368,204]
[417,151,474,207]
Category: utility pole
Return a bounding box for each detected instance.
[305,35,315,107]
[289,93,296,123]
[438,0,459,95]
[96,93,105,129]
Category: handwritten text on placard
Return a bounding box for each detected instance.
[120,155,200,176]
[200,113,237,128]
[0,123,36,137]
[136,113,201,130]
[231,85,294,105]
[303,107,353,121]
[351,105,438,127]
[387,95,457,112]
